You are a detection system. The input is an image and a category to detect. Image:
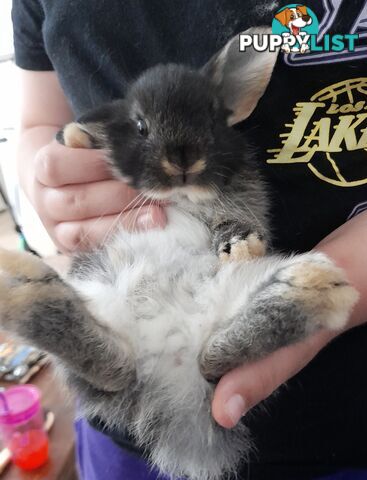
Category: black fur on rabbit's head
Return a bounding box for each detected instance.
[57,27,278,203]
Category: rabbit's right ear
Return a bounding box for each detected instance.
[56,100,126,149]
[202,27,279,126]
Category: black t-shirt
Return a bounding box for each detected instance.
[12,1,367,478]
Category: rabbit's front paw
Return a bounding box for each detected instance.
[218,232,266,263]
[277,252,359,331]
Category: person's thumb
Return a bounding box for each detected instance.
[121,205,167,232]
[211,330,334,429]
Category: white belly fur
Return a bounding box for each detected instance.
[71,206,279,382]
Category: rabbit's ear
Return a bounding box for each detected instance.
[56,122,97,148]
[202,27,278,126]
[56,100,126,149]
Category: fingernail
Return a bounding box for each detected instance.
[136,211,157,231]
[225,394,246,426]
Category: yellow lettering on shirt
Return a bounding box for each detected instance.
[267,78,367,187]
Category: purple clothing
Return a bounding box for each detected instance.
[75,418,166,480]
[75,418,367,480]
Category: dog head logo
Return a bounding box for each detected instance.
[272,4,319,53]
[275,6,312,35]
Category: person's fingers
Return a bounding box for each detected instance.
[212,330,335,429]
[30,139,168,254]
[54,205,167,253]
[34,140,112,187]
[43,180,141,222]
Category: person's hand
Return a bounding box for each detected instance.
[212,211,367,428]
[31,140,166,253]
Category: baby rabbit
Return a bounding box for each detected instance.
[0,27,357,480]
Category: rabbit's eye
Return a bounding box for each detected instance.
[136,119,148,136]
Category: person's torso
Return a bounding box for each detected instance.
[35,2,367,477]
[38,0,367,251]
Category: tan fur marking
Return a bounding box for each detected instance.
[161,158,207,176]
[220,240,251,263]
[282,260,359,330]
[161,158,183,176]
[0,249,51,280]
[187,159,207,175]
[148,185,216,203]
[286,262,346,290]
[0,249,64,314]
[63,123,92,149]
[1,282,67,315]
[246,233,266,258]
[220,234,266,263]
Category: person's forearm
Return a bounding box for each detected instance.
[17,69,74,202]
[316,210,367,328]
[17,125,62,200]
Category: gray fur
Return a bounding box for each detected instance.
[0,247,357,479]
[0,28,358,480]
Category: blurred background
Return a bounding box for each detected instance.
[0,0,56,256]
[0,3,76,479]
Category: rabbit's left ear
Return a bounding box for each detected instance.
[56,122,96,148]
[56,100,127,149]
[202,27,278,126]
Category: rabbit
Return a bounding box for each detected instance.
[0,27,358,480]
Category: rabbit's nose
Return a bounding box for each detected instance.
[161,157,206,184]
[165,145,203,169]
[171,145,189,169]
[164,144,186,168]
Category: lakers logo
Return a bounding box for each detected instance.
[267,78,367,187]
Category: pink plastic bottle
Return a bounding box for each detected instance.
[0,385,49,470]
